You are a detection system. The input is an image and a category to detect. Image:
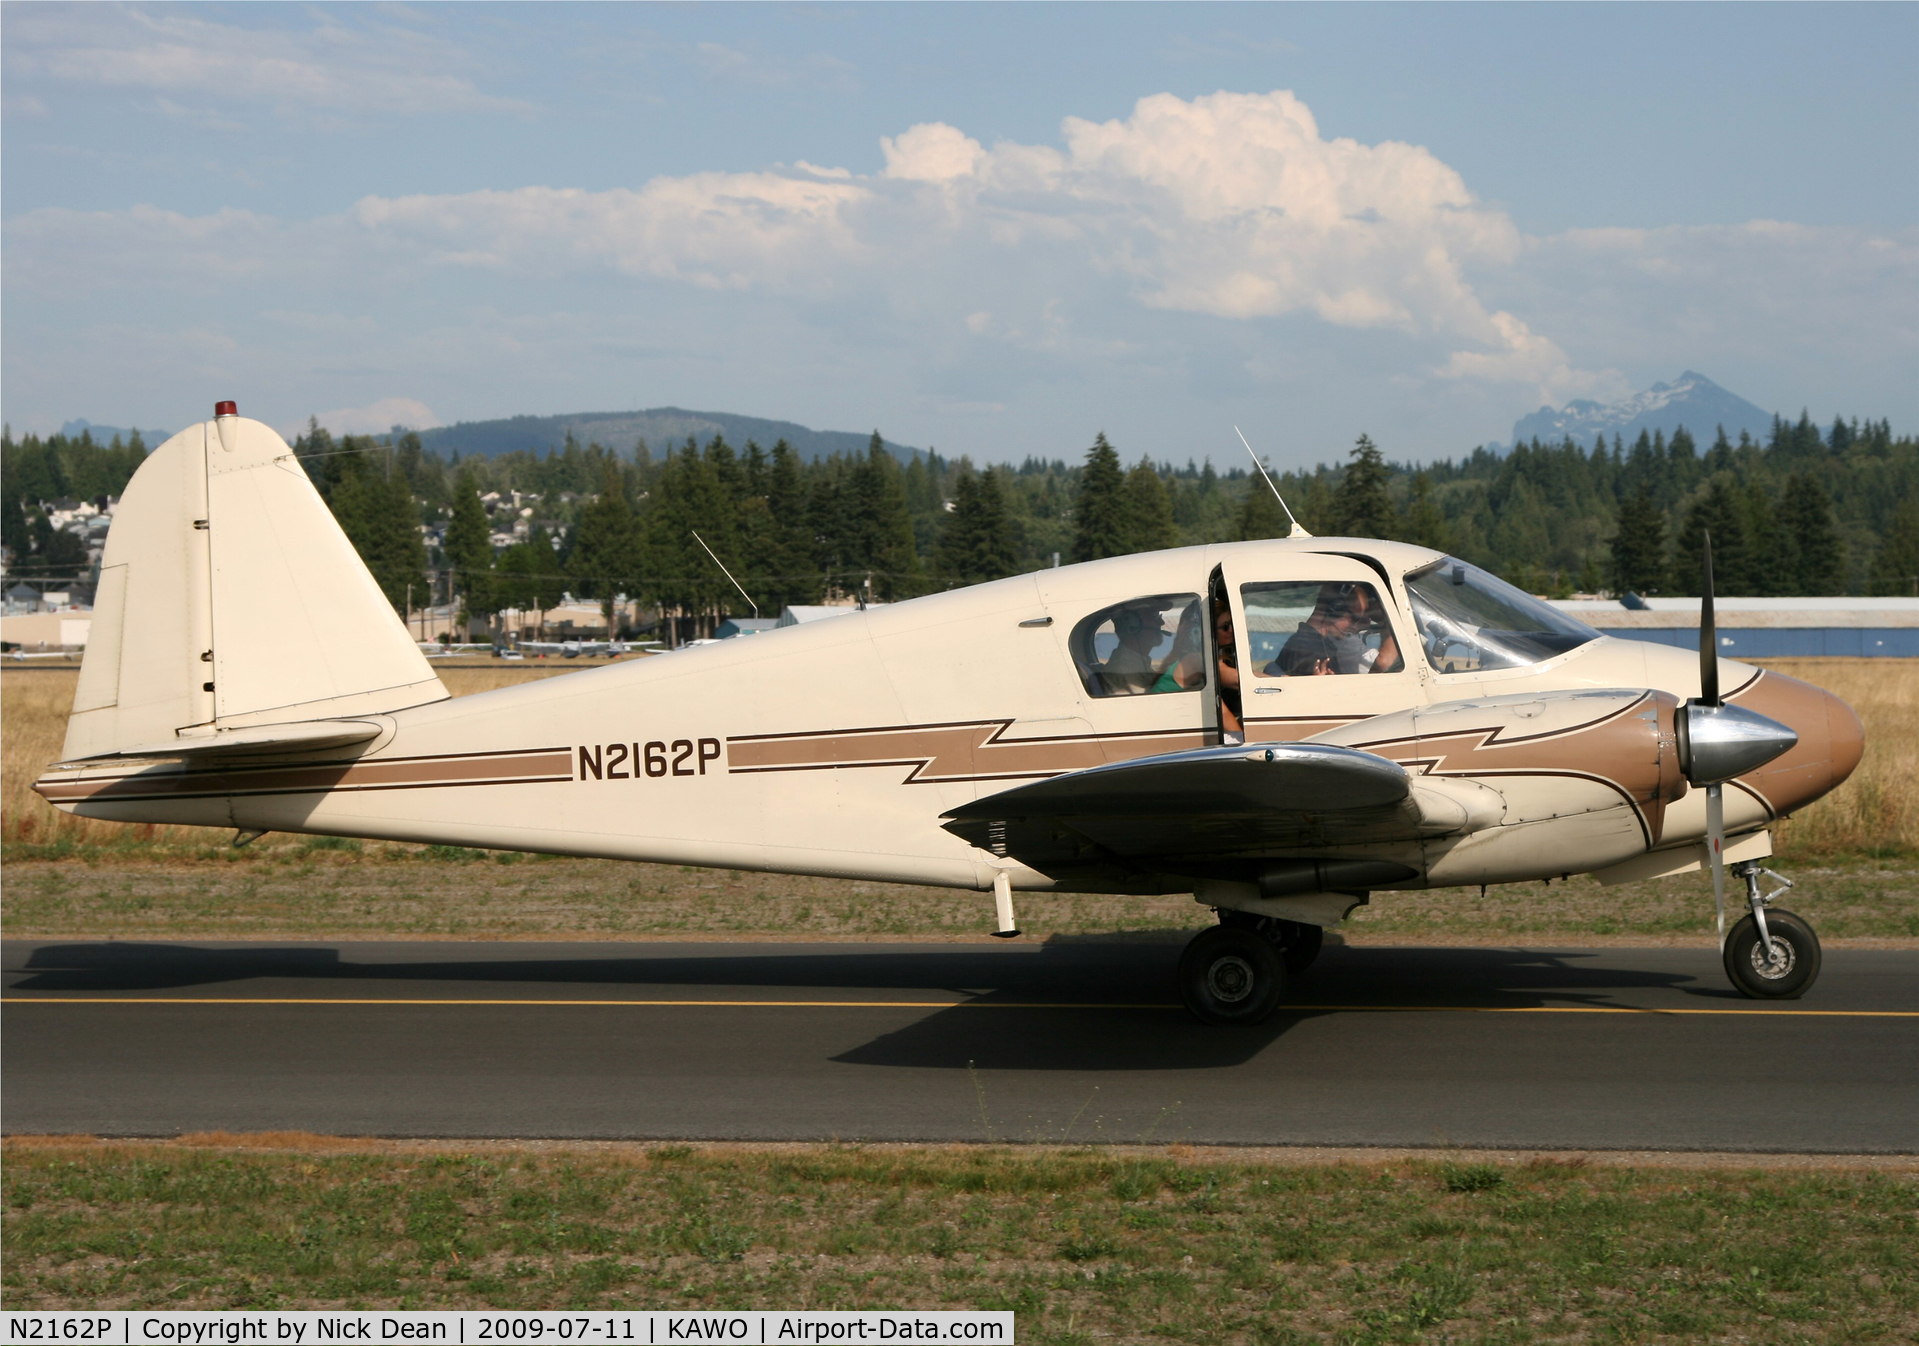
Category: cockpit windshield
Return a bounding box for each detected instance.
[1402,558,1599,674]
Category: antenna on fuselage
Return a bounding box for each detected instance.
[691,530,759,620]
[1234,426,1312,539]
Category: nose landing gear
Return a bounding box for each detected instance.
[1722,861,1820,999]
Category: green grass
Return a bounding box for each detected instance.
[4,1141,1915,1341]
[2,849,1915,944]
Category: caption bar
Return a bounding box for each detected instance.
[5,1316,1010,1345]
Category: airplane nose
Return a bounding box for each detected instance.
[1824,685,1865,789]
[1722,671,1865,816]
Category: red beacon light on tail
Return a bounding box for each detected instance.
[214,401,238,418]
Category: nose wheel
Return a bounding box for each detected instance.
[1722,862,1821,999]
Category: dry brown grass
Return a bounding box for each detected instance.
[5,657,1915,860]
[1766,659,1919,857]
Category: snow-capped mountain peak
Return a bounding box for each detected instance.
[1499,372,1775,450]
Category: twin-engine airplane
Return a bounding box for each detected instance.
[35,405,1865,1022]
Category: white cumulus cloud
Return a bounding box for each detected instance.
[13,87,1904,439]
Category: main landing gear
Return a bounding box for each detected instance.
[1176,910,1323,1025]
[1722,861,1821,999]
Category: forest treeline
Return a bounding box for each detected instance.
[4,412,1916,635]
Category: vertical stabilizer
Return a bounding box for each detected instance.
[62,408,447,760]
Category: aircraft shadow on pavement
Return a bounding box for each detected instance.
[8,940,1178,996]
[7,940,1714,1075]
[831,946,1709,1071]
[10,939,1701,1004]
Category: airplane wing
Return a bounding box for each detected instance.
[941,741,1479,876]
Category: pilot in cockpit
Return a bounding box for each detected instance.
[1272,582,1403,676]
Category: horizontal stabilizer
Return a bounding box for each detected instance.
[72,719,383,762]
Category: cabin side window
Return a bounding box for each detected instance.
[1242,580,1405,677]
[1070,594,1206,697]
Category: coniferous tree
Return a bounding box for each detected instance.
[496,527,563,638]
[571,463,638,623]
[329,441,426,616]
[852,432,922,598]
[443,470,495,636]
[764,441,814,609]
[1741,483,1786,597]
[1706,426,1735,474]
[1675,477,1752,596]
[1828,416,1854,455]
[934,468,980,585]
[642,440,737,635]
[1236,474,1291,540]
[1868,498,1919,596]
[1610,487,1668,596]
[936,465,1019,586]
[1332,434,1396,538]
[1071,432,1126,562]
[1118,456,1176,554]
[1778,471,1844,596]
[1668,426,1700,498]
[1400,473,1449,552]
[972,466,1019,580]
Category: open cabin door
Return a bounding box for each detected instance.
[1220,552,1426,743]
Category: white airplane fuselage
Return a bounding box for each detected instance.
[38,537,1861,900]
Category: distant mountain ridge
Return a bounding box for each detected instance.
[60,419,170,446]
[411,407,922,463]
[1501,372,1775,451]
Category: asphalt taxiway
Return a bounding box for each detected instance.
[5,938,1915,1151]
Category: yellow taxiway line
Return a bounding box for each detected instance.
[3,997,1916,1017]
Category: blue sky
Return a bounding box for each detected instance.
[4,2,1915,468]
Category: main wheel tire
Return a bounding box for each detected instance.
[1215,910,1324,975]
[1177,926,1286,1025]
[1722,908,1821,1000]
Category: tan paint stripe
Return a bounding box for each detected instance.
[729,720,1209,781]
[5,997,1913,1018]
[37,749,574,803]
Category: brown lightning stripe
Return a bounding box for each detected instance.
[1243,714,1364,743]
[33,746,575,806]
[727,720,1211,784]
[1347,690,1684,847]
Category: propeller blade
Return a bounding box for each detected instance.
[1699,529,1718,706]
[1707,782,1726,944]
